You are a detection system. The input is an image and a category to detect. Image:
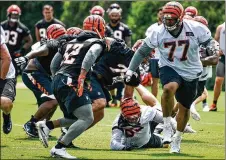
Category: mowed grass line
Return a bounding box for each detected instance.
[1,87,225,159]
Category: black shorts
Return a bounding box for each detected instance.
[22,70,55,106]
[88,74,111,103]
[149,59,160,78]
[195,80,206,99]
[159,66,198,109]
[0,78,16,102]
[52,74,91,119]
[216,56,225,77]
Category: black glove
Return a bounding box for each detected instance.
[13,48,26,57]
[14,56,29,71]
[124,69,140,87]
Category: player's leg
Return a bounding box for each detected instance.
[171,78,198,153]
[115,82,124,101]
[159,66,180,146]
[22,71,58,137]
[0,78,16,134]
[109,88,117,107]
[150,59,160,97]
[210,58,225,111]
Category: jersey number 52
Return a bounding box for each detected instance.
[63,43,84,64]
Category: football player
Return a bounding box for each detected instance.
[35,4,65,41]
[35,15,106,159]
[0,26,16,134]
[145,7,164,97]
[209,22,225,111]
[1,4,33,76]
[184,6,198,18]
[106,3,132,107]
[14,24,71,139]
[123,1,220,153]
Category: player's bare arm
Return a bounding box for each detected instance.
[0,44,11,79]
[35,27,41,42]
[22,34,33,51]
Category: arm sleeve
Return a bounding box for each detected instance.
[110,128,126,150]
[81,43,103,72]
[128,41,153,71]
[50,52,63,76]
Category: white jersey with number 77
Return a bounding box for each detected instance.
[144,19,211,80]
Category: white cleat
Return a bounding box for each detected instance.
[163,124,173,147]
[190,105,201,121]
[202,104,209,112]
[50,147,77,159]
[170,135,182,153]
[184,125,196,133]
[36,120,50,148]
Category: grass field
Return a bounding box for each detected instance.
[1,85,225,159]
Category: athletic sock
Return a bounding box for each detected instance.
[213,100,217,106]
[202,99,207,104]
[46,121,54,130]
[55,142,67,149]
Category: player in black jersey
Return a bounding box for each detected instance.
[35,4,65,41]
[14,24,69,138]
[1,4,33,76]
[90,5,113,37]
[35,15,106,159]
[106,4,133,107]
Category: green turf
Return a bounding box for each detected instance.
[1,87,225,159]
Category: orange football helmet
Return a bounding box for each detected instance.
[47,24,66,39]
[90,5,105,17]
[83,15,106,38]
[66,27,83,35]
[185,6,198,18]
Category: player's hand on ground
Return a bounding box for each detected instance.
[77,74,86,97]
[14,56,29,71]
[132,39,144,52]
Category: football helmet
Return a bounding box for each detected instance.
[107,3,122,14]
[90,5,105,17]
[83,15,106,38]
[47,24,66,39]
[193,16,208,26]
[121,98,141,126]
[185,6,198,18]
[66,27,83,35]
[7,5,21,23]
[162,1,184,31]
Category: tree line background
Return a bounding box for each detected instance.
[0,1,225,90]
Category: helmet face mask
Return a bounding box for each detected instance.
[9,13,20,22]
[163,15,181,31]
[123,113,141,126]
[7,5,21,23]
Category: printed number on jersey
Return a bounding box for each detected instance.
[63,43,84,64]
[164,40,189,61]
[4,30,18,45]
[39,28,47,39]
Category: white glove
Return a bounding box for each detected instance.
[14,56,29,71]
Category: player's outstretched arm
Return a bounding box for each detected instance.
[0,44,11,80]
[110,128,127,150]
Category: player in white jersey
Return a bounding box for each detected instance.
[123,1,220,153]
[144,7,163,97]
[0,26,16,134]
[189,16,217,120]
[209,22,225,111]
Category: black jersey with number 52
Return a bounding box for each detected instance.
[57,31,105,78]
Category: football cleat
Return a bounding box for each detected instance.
[184,125,196,133]
[36,120,50,148]
[202,103,209,112]
[23,121,38,138]
[50,147,77,159]
[170,134,182,153]
[209,104,217,111]
[190,104,201,121]
[163,124,173,147]
[2,113,12,134]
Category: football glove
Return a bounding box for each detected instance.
[14,56,29,71]
[77,75,86,97]
[124,70,140,87]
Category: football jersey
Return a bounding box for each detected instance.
[144,19,211,80]
[35,18,65,40]
[92,37,134,86]
[219,22,225,55]
[56,31,105,78]
[107,22,132,41]
[1,20,30,54]
[112,105,157,148]
[145,22,161,59]
[0,26,15,79]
